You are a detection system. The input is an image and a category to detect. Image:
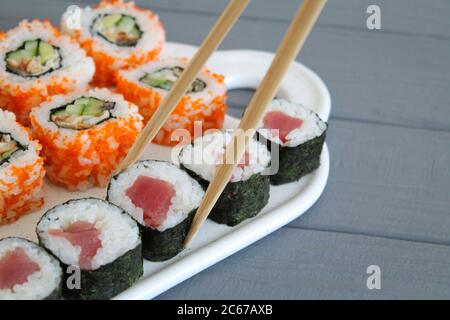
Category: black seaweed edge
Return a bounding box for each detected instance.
[181,165,270,227]
[0,236,63,300]
[90,13,143,48]
[257,126,327,186]
[0,131,28,166]
[106,159,198,262]
[35,197,143,300]
[4,38,62,78]
[48,97,117,131]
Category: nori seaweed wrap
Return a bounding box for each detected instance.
[36,198,143,300]
[107,160,205,261]
[179,130,272,227]
[257,99,327,185]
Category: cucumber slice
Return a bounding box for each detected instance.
[6,50,33,64]
[24,40,39,55]
[102,14,122,28]
[82,99,104,116]
[117,16,135,32]
[39,42,56,65]
[52,109,68,116]
[128,26,141,39]
[66,103,85,116]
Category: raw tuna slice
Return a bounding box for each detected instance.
[0,247,40,290]
[263,111,303,143]
[49,221,102,270]
[126,176,176,229]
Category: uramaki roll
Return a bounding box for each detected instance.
[30,88,143,191]
[117,57,227,146]
[0,20,95,125]
[0,109,45,225]
[62,0,165,87]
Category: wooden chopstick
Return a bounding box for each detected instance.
[184,0,327,247]
[116,0,250,173]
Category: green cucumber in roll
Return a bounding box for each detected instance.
[5,39,61,77]
[257,99,327,185]
[107,160,205,261]
[36,198,143,300]
[179,130,272,227]
[92,13,143,47]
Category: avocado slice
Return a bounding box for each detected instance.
[39,42,56,65]
[117,16,135,32]
[102,14,122,28]
[82,99,104,116]
[24,40,39,55]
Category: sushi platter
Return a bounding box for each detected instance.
[0,42,330,299]
[0,0,330,300]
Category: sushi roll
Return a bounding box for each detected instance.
[179,131,272,227]
[0,237,62,300]
[0,109,45,225]
[117,57,227,146]
[107,160,204,261]
[36,198,143,300]
[30,88,143,191]
[62,0,165,87]
[257,99,327,185]
[0,20,94,125]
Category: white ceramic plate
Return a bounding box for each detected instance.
[0,43,331,300]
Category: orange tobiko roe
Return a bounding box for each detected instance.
[116,73,227,146]
[30,114,142,191]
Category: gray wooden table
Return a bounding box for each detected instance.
[1,0,450,299]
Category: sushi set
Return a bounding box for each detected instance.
[0,0,330,300]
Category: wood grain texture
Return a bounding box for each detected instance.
[158,228,450,299]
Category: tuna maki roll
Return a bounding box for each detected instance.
[36,198,143,300]
[30,88,143,191]
[0,20,94,125]
[0,237,62,300]
[179,130,272,227]
[258,99,327,185]
[62,0,165,87]
[107,160,204,261]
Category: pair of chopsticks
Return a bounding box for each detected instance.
[117,0,327,246]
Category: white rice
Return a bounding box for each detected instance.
[0,237,62,300]
[179,130,271,183]
[62,0,165,69]
[36,198,141,271]
[108,160,204,232]
[30,88,142,145]
[258,99,327,147]
[0,20,94,90]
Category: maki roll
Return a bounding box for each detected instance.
[36,198,143,300]
[30,88,143,190]
[257,99,327,185]
[117,57,227,146]
[0,237,62,300]
[107,160,204,261]
[0,109,45,225]
[0,20,94,125]
[62,0,165,87]
[179,131,272,227]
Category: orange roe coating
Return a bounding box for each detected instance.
[70,0,165,87]
[0,125,45,225]
[116,74,227,146]
[30,112,142,191]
